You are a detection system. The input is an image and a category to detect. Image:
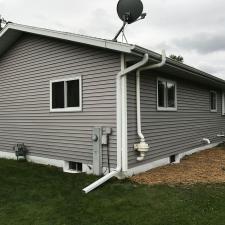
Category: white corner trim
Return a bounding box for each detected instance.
[121,53,128,171]
[126,142,221,177]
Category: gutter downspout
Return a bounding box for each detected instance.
[135,50,166,161]
[83,53,149,194]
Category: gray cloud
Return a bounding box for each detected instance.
[0,0,225,78]
[173,32,225,54]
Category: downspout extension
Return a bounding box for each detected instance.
[135,50,166,161]
[82,53,149,194]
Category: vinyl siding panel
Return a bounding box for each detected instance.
[127,71,225,168]
[0,34,120,167]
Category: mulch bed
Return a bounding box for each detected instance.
[131,146,225,185]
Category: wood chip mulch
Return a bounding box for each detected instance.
[131,147,225,185]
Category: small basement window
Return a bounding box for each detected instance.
[210,91,217,112]
[170,155,176,163]
[50,77,82,112]
[157,78,177,111]
[64,161,83,173]
[69,161,82,172]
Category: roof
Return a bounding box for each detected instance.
[0,22,139,56]
[0,22,225,88]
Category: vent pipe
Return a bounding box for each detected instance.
[135,50,166,161]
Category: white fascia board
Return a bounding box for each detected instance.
[3,23,135,54]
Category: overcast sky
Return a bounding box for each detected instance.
[1,0,225,79]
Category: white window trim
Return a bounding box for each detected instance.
[157,77,177,111]
[50,76,82,112]
[210,90,217,113]
[222,92,225,115]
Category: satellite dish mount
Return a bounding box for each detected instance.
[0,15,7,31]
[113,0,147,42]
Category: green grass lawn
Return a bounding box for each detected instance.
[0,159,225,225]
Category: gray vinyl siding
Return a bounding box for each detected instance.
[127,71,225,168]
[0,33,120,167]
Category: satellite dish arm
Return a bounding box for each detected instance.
[113,20,127,42]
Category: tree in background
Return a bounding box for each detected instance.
[169,54,184,63]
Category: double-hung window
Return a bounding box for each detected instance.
[157,78,177,111]
[50,77,82,112]
[210,91,217,112]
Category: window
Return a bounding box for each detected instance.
[157,78,177,111]
[50,77,82,112]
[63,161,83,173]
[69,161,82,172]
[210,91,217,112]
[222,92,225,115]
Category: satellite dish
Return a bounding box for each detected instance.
[117,0,144,24]
[113,0,147,42]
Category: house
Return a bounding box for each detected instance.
[0,23,225,192]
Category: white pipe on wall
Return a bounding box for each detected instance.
[83,53,149,194]
[202,138,210,144]
[135,50,166,161]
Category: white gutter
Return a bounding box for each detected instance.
[83,53,149,194]
[135,50,166,161]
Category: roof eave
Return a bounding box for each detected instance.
[0,23,136,54]
[0,23,224,88]
[132,45,225,88]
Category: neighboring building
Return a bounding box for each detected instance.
[0,23,225,189]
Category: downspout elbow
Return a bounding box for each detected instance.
[202,138,210,144]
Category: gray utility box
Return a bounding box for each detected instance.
[92,127,103,176]
[92,127,112,176]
